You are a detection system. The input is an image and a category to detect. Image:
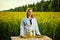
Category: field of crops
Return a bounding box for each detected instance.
[0,12,60,40]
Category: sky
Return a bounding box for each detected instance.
[0,0,48,11]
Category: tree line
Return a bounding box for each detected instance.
[2,0,60,12]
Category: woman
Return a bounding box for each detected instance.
[20,8,41,37]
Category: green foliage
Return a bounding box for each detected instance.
[0,21,11,40]
[55,21,60,40]
[8,21,20,36]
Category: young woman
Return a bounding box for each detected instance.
[20,8,41,37]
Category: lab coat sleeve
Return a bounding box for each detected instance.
[35,18,41,35]
[20,18,24,36]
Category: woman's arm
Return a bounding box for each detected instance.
[20,18,24,37]
[34,18,41,35]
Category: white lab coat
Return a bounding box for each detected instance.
[20,17,41,36]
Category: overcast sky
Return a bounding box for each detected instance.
[0,0,48,11]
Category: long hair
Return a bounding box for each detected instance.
[26,8,33,18]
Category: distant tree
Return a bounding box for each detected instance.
[43,1,50,11]
[36,2,41,11]
[40,0,44,11]
[48,0,60,11]
[32,2,37,12]
[23,5,28,11]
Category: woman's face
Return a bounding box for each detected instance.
[27,10,32,16]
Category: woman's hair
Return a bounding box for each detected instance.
[26,8,33,18]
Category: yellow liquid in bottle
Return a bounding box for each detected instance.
[31,30,34,38]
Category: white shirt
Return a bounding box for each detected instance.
[20,17,41,36]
